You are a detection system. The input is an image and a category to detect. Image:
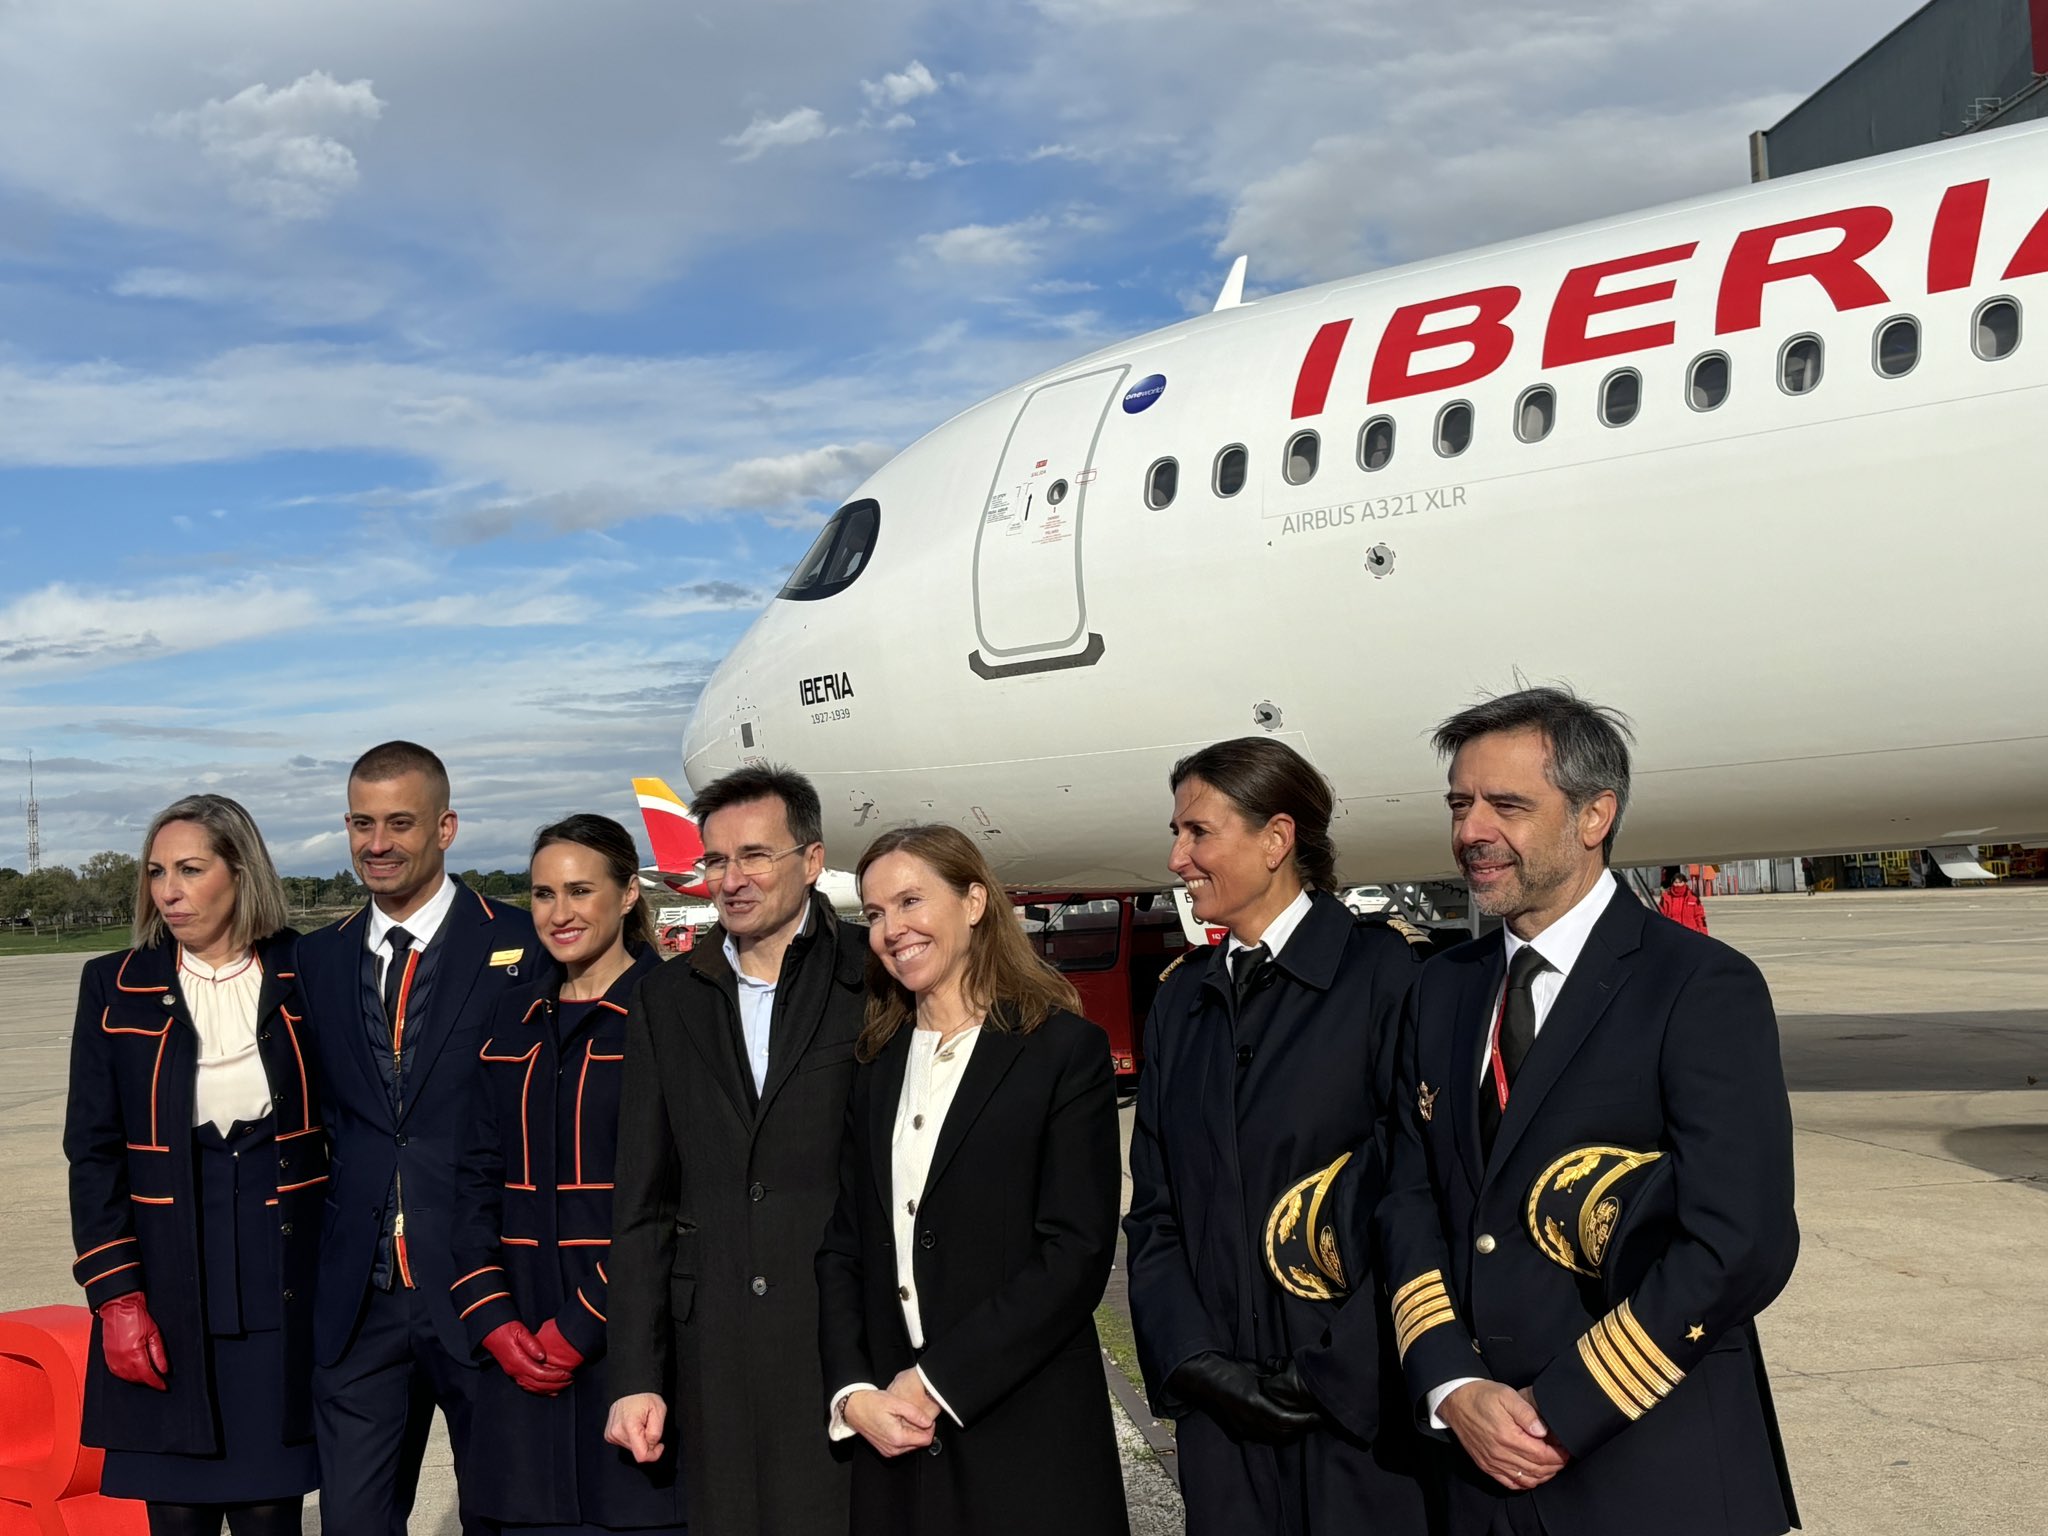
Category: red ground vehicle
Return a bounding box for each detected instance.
[1014,892,1195,1080]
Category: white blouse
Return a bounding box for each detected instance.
[827,1023,982,1440]
[181,950,273,1135]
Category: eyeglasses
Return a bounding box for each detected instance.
[692,844,812,882]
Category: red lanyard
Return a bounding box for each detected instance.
[1485,983,1511,1111]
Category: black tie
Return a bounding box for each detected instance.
[1480,945,1550,1160]
[1230,943,1269,1006]
[382,927,416,1037]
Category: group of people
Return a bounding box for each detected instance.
[63,684,1802,1536]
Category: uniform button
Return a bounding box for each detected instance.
[280,1223,294,1236]
[1476,1234,1496,1255]
[919,1232,935,1250]
[897,1285,910,1301]
[279,1157,292,1172]
[749,1182,766,1202]
[906,1199,917,1216]
[750,1276,768,1296]
[1236,1045,1254,1067]
[282,1289,295,1302]
[927,1439,943,1456]
[395,1134,408,1147]
[161,996,175,1009]
[913,1114,925,1130]
[259,1030,272,1042]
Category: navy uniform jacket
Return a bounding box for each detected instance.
[296,882,536,1367]
[63,934,327,1453]
[1376,876,1800,1536]
[450,945,684,1527]
[1125,892,1433,1535]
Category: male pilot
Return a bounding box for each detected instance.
[606,764,867,1534]
[1376,688,1799,1536]
[297,741,536,1533]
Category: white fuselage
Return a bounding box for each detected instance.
[684,124,2048,890]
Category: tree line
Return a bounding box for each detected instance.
[0,859,534,932]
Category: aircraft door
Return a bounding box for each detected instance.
[970,364,1125,677]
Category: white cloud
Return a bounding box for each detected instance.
[720,441,896,514]
[157,70,383,220]
[0,576,324,677]
[722,106,831,161]
[862,60,939,109]
[1027,277,1098,295]
[919,217,1049,266]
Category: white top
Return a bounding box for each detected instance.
[826,1023,981,1441]
[1225,887,1313,964]
[182,950,273,1135]
[722,905,811,1096]
[366,874,460,985]
[1429,872,1621,1421]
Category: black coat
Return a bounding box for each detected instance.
[1124,892,1435,1535]
[296,882,536,1368]
[816,1007,1129,1536]
[609,891,866,1535]
[63,934,327,1454]
[450,945,683,1527]
[1376,876,1800,1536]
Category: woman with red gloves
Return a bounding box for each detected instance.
[451,814,685,1534]
[63,795,324,1536]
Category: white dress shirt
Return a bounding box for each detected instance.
[1226,887,1313,965]
[183,949,273,1135]
[722,905,811,1096]
[1428,873,1618,1423]
[827,1024,980,1440]
[366,874,460,985]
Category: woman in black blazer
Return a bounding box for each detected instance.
[450,813,685,1534]
[63,795,324,1536]
[817,823,1129,1536]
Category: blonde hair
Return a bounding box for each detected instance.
[854,823,1080,1063]
[132,795,291,954]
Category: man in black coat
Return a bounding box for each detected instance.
[297,741,536,1535]
[1377,688,1800,1536]
[607,764,866,1534]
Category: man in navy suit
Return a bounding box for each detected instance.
[1376,689,1799,1536]
[298,741,537,1534]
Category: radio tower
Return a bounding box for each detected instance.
[24,751,40,874]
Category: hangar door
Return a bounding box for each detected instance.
[971,364,1125,672]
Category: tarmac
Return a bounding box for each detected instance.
[3,886,2043,1534]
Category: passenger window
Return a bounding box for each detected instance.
[1358,416,1395,471]
[779,498,880,602]
[1779,334,1823,395]
[1146,457,1179,510]
[1975,297,2021,360]
[1435,401,1473,457]
[1874,317,1918,378]
[1515,386,1556,443]
[1283,431,1320,485]
[1600,369,1642,427]
[1687,352,1730,411]
[1213,445,1248,498]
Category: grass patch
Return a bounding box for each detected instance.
[1096,1298,1141,1384]
[0,925,129,956]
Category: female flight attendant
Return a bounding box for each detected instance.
[1123,738,1437,1536]
[64,795,323,1536]
[817,823,1129,1536]
[450,814,685,1534]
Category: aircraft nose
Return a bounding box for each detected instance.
[682,663,734,791]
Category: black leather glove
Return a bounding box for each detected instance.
[1259,1358,1326,1422]
[1167,1351,1322,1444]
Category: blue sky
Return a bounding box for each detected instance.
[0,0,1917,873]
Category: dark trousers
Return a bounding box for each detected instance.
[1486,1495,1550,1535]
[312,1282,480,1536]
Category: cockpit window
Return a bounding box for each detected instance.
[779,499,880,601]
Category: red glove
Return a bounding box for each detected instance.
[535,1318,584,1374]
[98,1292,169,1391]
[482,1321,572,1396]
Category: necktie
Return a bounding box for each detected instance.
[382,927,416,1038]
[1229,943,1269,1006]
[1480,945,1550,1160]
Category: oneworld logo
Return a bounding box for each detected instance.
[1122,374,1167,414]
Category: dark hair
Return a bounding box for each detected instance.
[1431,686,1635,862]
[853,823,1081,1063]
[350,741,451,811]
[1168,737,1339,893]
[689,762,824,851]
[532,813,657,953]
[133,794,290,952]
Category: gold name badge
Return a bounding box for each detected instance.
[489,948,525,967]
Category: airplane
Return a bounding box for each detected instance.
[631,775,862,920]
[678,119,2048,903]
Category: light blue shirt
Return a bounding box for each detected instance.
[721,907,811,1095]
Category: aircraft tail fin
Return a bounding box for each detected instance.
[633,777,706,877]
